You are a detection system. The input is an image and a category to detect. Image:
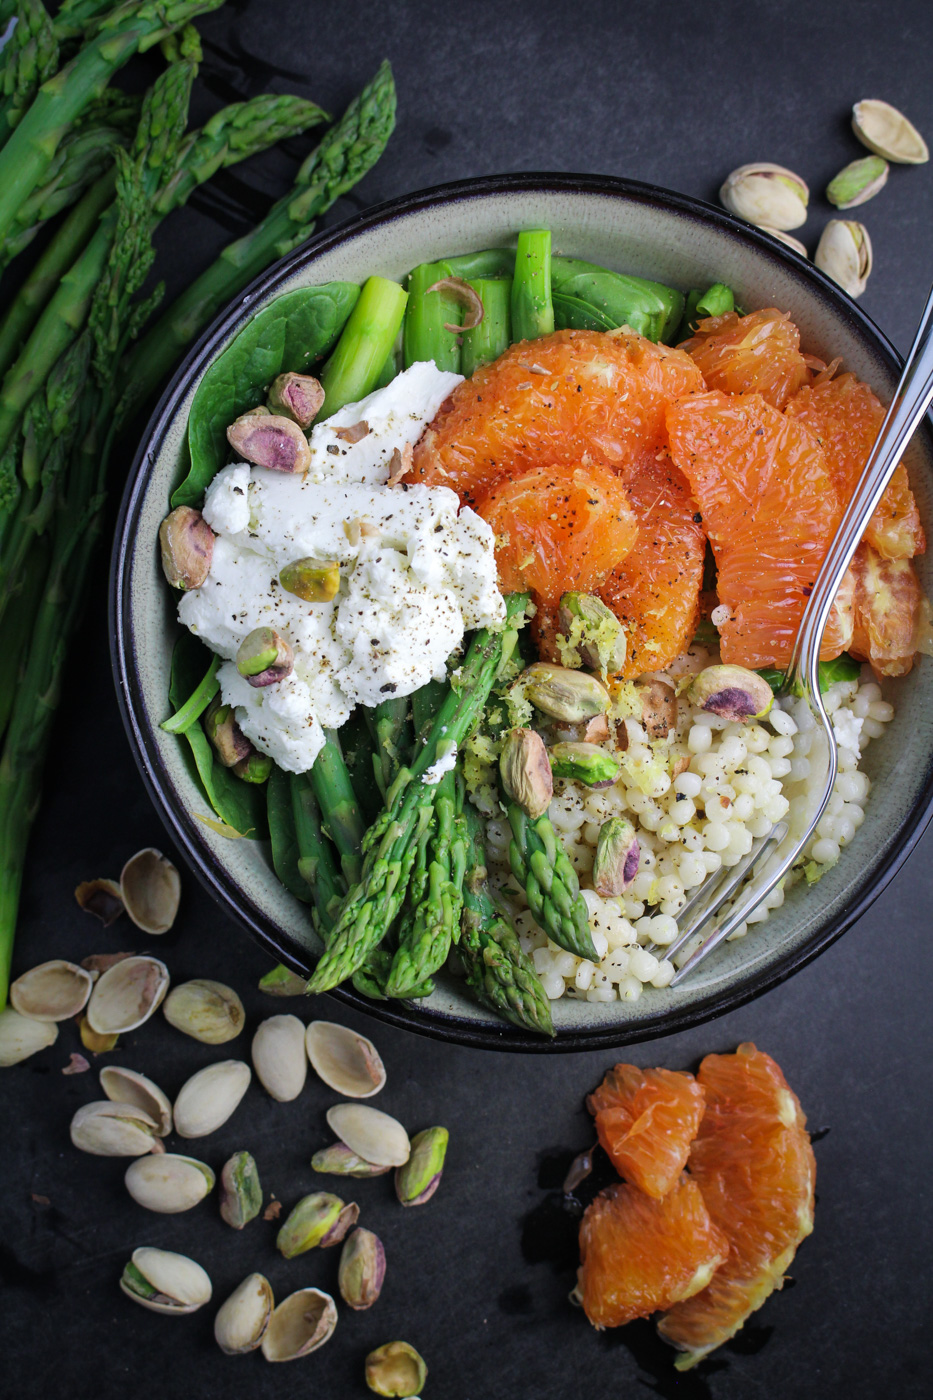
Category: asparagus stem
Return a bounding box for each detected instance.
[460,276,511,376]
[290,772,346,930]
[310,729,367,889]
[402,260,460,372]
[364,695,410,798]
[0,0,59,144]
[0,533,48,736]
[159,653,219,734]
[318,274,407,419]
[506,802,598,960]
[511,228,554,342]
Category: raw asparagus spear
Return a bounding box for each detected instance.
[459,799,554,1036]
[506,803,598,960]
[511,228,554,342]
[0,0,58,143]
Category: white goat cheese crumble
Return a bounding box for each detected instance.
[178,362,505,773]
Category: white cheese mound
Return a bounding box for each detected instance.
[178,362,505,772]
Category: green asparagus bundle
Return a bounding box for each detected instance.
[506,802,598,961]
[0,0,58,142]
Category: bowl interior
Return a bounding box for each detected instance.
[111,174,933,1050]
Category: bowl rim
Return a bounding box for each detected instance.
[109,169,933,1052]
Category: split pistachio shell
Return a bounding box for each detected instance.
[70,1100,164,1156]
[719,162,808,230]
[125,1153,215,1213]
[261,1287,337,1362]
[120,848,180,934]
[0,1006,58,1066]
[220,1150,263,1228]
[815,219,873,298]
[100,1065,173,1135]
[10,960,93,1021]
[499,727,553,817]
[826,155,889,209]
[395,1126,449,1206]
[74,878,124,925]
[215,1273,274,1354]
[252,1014,307,1101]
[852,98,929,164]
[311,1141,393,1178]
[120,1246,212,1315]
[306,1021,386,1098]
[760,226,808,257]
[173,1060,251,1138]
[365,1341,428,1397]
[85,955,170,1035]
[326,1103,410,1168]
[277,1192,359,1257]
[338,1228,386,1310]
[163,979,245,1044]
[523,663,611,722]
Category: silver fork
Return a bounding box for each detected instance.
[661,282,933,986]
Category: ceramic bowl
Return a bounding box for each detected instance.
[110,173,933,1051]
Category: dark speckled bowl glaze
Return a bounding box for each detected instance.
[110,173,933,1051]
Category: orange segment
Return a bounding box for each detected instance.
[848,542,933,677]
[785,372,924,560]
[408,327,706,507]
[657,1043,816,1369]
[578,1179,729,1329]
[666,390,847,669]
[587,1063,706,1198]
[474,460,638,655]
[598,454,706,678]
[682,308,809,409]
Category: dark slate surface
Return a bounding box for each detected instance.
[3,1,933,1396]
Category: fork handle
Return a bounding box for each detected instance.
[787,282,933,690]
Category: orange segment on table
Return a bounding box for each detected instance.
[587,1063,706,1199]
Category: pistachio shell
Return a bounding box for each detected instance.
[10,960,93,1021]
[74,878,124,925]
[162,979,245,1044]
[219,1150,263,1228]
[252,1014,308,1101]
[365,1341,428,1397]
[306,1021,386,1098]
[0,1006,58,1066]
[760,227,808,257]
[719,162,809,230]
[120,849,180,933]
[215,1273,274,1354]
[125,1153,214,1212]
[173,1060,251,1138]
[100,1065,173,1135]
[70,1100,164,1156]
[852,98,929,164]
[261,1287,338,1362]
[85,955,170,1034]
[326,1103,410,1168]
[120,1247,212,1315]
[814,219,873,298]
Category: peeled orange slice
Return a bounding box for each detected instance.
[848,542,933,677]
[587,1063,706,1199]
[682,308,809,410]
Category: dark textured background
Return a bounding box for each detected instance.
[3,2,933,1396]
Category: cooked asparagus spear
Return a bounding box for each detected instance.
[364,695,411,799]
[506,802,598,960]
[511,228,554,342]
[402,260,460,372]
[290,772,346,930]
[310,730,366,889]
[0,0,58,143]
[461,276,511,376]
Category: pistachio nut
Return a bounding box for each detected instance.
[259,964,308,997]
[852,98,929,164]
[250,1014,307,1102]
[219,1150,263,1228]
[719,162,809,230]
[227,410,312,474]
[687,664,774,722]
[74,877,124,925]
[499,727,553,816]
[592,817,640,897]
[215,1273,274,1355]
[120,848,180,934]
[826,155,889,209]
[276,1192,359,1258]
[326,1103,411,1168]
[235,625,294,687]
[125,1153,215,1213]
[338,1227,386,1310]
[395,1126,449,1207]
[548,741,620,789]
[267,371,325,428]
[261,1287,337,1362]
[760,227,809,258]
[100,1065,173,1135]
[557,592,627,674]
[79,1016,118,1054]
[305,1021,386,1098]
[173,1060,251,1138]
[0,1006,58,1066]
[814,219,873,298]
[635,677,678,739]
[85,955,170,1035]
[365,1341,428,1397]
[162,978,245,1044]
[10,959,93,1021]
[70,1100,165,1156]
[522,662,611,723]
[120,1247,212,1316]
[279,557,340,602]
[311,1141,393,1178]
[204,698,252,768]
[159,506,215,590]
[233,751,274,784]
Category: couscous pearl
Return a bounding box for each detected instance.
[688,725,712,753]
[763,795,790,823]
[630,947,659,981]
[811,837,840,864]
[745,724,771,752]
[852,693,871,718]
[650,915,679,945]
[860,682,882,702]
[674,771,702,798]
[768,757,792,778]
[618,975,642,1001]
[575,961,595,991]
[769,710,797,737]
[732,793,755,822]
[748,812,773,839]
[650,960,675,989]
[541,969,567,999]
[701,850,723,873]
[671,799,696,826]
[862,717,885,739]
